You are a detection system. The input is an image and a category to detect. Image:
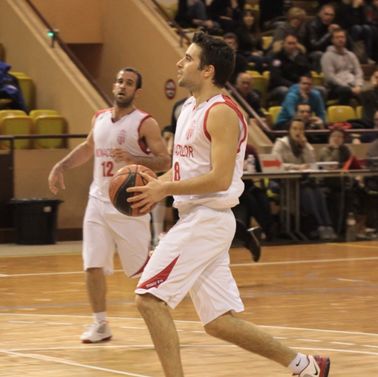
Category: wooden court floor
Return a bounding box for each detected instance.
[0,240,378,376]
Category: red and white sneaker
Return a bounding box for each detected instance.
[295,355,330,377]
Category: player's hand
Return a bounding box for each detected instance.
[48,165,65,195]
[111,148,135,164]
[127,172,167,214]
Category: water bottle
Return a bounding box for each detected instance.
[345,212,357,242]
[246,154,256,174]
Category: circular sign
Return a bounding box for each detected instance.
[164,79,176,100]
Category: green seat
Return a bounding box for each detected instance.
[0,115,33,149]
[33,115,67,149]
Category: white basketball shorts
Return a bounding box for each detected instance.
[83,196,150,277]
[135,205,244,324]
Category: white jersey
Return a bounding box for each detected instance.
[172,94,247,210]
[89,108,152,202]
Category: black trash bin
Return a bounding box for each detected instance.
[10,198,63,244]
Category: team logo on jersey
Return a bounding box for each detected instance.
[186,127,194,140]
[117,129,126,145]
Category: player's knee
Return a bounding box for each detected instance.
[135,294,166,315]
[204,318,223,338]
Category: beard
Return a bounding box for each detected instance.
[115,96,134,108]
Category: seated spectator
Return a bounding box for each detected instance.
[321,28,364,105]
[319,127,352,166]
[272,118,337,240]
[306,4,341,71]
[233,8,271,72]
[223,32,248,83]
[275,75,326,130]
[0,61,27,112]
[272,7,308,47]
[361,69,378,127]
[335,0,374,62]
[267,34,311,105]
[234,72,265,118]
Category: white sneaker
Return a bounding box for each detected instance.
[295,355,330,377]
[80,321,112,343]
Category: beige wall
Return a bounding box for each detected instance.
[31,0,103,43]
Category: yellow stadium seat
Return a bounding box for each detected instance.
[356,106,362,119]
[262,71,270,79]
[29,109,59,119]
[262,35,273,50]
[247,72,269,105]
[268,106,282,124]
[247,70,261,78]
[0,115,33,149]
[327,106,356,123]
[0,110,27,120]
[33,115,68,148]
[311,71,324,86]
[9,71,28,78]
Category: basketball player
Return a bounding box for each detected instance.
[127,33,330,377]
[48,67,170,343]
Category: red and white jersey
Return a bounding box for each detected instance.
[172,94,248,210]
[89,108,152,202]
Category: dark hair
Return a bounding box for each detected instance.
[192,31,235,88]
[331,28,346,38]
[329,126,346,138]
[290,117,305,127]
[120,67,142,89]
[295,102,311,111]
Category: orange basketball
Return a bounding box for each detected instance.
[108,164,157,216]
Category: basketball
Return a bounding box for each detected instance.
[108,164,157,216]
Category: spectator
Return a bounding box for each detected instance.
[275,75,326,129]
[234,72,265,117]
[0,61,27,112]
[321,28,364,105]
[272,118,337,240]
[335,0,374,62]
[233,8,270,73]
[361,69,378,126]
[272,7,308,47]
[319,127,352,166]
[223,32,248,83]
[268,34,311,105]
[306,4,341,71]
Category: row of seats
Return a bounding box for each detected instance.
[0,109,68,149]
[267,105,362,125]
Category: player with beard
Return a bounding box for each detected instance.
[48,67,170,343]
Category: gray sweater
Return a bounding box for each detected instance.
[321,46,363,88]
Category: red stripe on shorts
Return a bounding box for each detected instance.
[137,256,179,290]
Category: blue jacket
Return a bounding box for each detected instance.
[276,84,326,125]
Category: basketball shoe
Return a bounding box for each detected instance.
[247,226,262,262]
[80,321,112,343]
[294,355,331,377]
[234,220,262,262]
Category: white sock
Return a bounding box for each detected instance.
[289,353,309,374]
[151,201,166,243]
[93,312,106,324]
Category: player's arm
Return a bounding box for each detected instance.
[48,117,95,194]
[111,117,171,172]
[128,104,240,208]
